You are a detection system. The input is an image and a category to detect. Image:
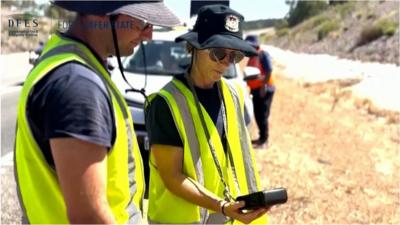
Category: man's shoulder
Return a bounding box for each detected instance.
[259,49,270,59]
[44,61,109,94]
[29,61,112,111]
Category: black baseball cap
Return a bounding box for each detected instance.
[175,4,257,56]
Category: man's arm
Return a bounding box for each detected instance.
[152,144,222,211]
[50,138,116,224]
[152,144,268,224]
[260,51,272,83]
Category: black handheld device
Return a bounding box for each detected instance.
[236,188,288,210]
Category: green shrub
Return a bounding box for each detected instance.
[312,15,330,27]
[288,1,329,27]
[291,15,326,34]
[335,2,354,18]
[317,21,340,40]
[290,11,330,35]
[367,12,376,20]
[358,19,398,46]
[274,19,289,30]
[293,19,314,33]
[45,4,76,20]
[276,28,290,37]
[355,11,363,20]
[260,34,274,43]
[377,19,398,36]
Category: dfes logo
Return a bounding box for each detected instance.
[8,14,40,37]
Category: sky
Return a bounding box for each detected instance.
[164,0,290,21]
[34,0,290,22]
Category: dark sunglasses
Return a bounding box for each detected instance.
[138,20,152,31]
[208,48,245,64]
[112,15,152,31]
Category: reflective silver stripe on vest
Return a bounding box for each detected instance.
[35,43,139,220]
[162,81,209,223]
[148,219,201,225]
[161,80,258,224]
[225,82,258,193]
[163,82,205,186]
[207,213,230,224]
[148,214,229,225]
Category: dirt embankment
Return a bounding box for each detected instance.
[252,69,399,223]
[268,1,399,65]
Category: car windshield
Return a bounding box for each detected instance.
[123,40,190,75]
[122,40,238,78]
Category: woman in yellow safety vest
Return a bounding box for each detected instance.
[145,4,270,224]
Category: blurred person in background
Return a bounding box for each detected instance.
[28,41,44,64]
[245,34,275,148]
[34,41,44,55]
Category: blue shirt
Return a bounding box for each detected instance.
[27,62,115,167]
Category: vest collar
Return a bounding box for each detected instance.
[56,31,107,68]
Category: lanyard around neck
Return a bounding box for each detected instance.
[184,73,241,201]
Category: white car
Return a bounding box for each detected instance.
[111,29,255,187]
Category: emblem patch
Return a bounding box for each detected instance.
[225,15,239,32]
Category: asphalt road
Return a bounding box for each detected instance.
[1,87,23,225]
[1,87,21,157]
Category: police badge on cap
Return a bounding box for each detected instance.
[225,15,239,32]
[175,4,258,57]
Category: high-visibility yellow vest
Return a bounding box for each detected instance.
[147,78,268,224]
[14,33,145,224]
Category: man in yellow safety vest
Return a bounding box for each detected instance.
[14,1,179,224]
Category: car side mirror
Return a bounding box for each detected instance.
[243,66,261,81]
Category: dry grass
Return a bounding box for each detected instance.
[253,72,400,224]
[1,70,399,225]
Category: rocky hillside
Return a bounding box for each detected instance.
[266,1,399,65]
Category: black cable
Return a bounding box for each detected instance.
[140,41,148,93]
[109,15,148,106]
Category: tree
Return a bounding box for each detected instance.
[285,0,297,16]
[287,1,329,27]
[44,4,75,20]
